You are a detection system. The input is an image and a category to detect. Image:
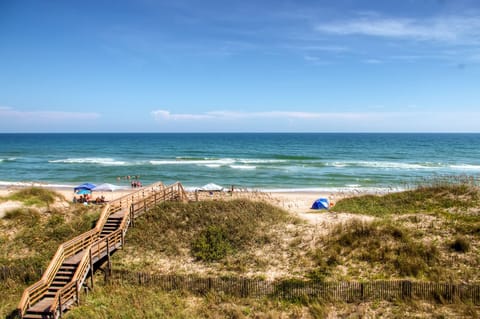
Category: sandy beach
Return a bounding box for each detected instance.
[0,183,361,222]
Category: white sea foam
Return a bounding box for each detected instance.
[329,161,440,170]
[260,186,404,194]
[0,180,76,189]
[150,158,235,166]
[230,165,256,170]
[450,164,480,171]
[345,184,361,188]
[49,158,127,166]
[238,159,286,164]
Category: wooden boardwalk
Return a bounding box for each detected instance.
[17,182,187,319]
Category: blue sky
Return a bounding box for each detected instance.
[1,0,479,132]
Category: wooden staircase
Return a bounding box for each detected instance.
[99,211,124,238]
[22,263,76,319]
[17,182,188,319]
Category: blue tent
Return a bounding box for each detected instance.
[311,198,329,210]
[76,189,92,195]
[74,183,96,192]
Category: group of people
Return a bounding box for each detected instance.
[73,194,106,205]
[117,175,142,188]
[131,180,142,188]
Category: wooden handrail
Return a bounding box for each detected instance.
[17,181,181,318]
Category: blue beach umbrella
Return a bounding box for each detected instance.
[74,183,96,192]
[76,189,92,195]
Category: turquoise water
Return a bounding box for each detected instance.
[1,133,479,192]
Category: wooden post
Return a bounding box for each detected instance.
[89,249,94,290]
[106,237,112,277]
[360,282,364,301]
[75,280,80,305]
[130,204,134,227]
[58,293,62,318]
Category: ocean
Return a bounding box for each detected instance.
[1,133,479,192]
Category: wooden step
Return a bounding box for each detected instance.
[103,225,119,229]
[109,211,125,219]
[26,298,54,314]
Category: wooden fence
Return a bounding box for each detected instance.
[111,270,480,304]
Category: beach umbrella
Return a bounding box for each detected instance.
[74,183,96,192]
[200,183,224,191]
[76,189,92,195]
[93,183,121,192]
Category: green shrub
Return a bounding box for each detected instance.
[192,226,233,261]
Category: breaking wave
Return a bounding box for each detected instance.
[49,158,127,166]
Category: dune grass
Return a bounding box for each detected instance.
[3,187,64,207]
[0,188,100,318]
[2,183,480,318]
[309,219,441,280]
[333,181,480,217]
[65,281,312,319]
[124,199,298,264]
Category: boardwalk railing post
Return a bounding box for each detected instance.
[76,280,80,305]
[58,293,62,319]
[89,249,94,290]
[130,204,135,227]
[106,237,112,277]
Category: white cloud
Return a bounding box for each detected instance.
[152,110,306,121]
[152,110,214,120]
[150,109,480,132]
[152,109,395,122]
[0,106,100,121]
[315,14,480,44]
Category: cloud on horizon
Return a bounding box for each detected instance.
[152,109,371,121]
[151,109,480,132]
[0,106,101,121]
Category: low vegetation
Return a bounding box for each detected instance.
[0,188,101,318]
[310,220,440,280]
[2,180,480,318]
[64,281,479,319]
[118,200,300,273]
[333,177,480,217]
[2,187,64,207]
